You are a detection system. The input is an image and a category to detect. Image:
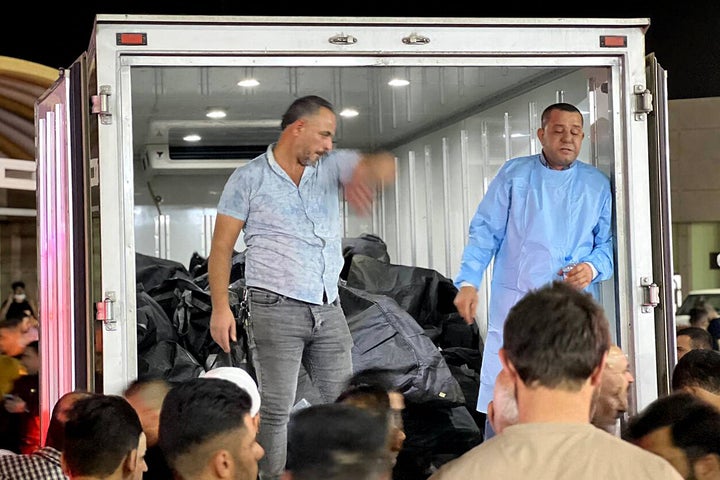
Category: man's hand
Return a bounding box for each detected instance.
[4,395,27,414]
[454,285,479,325]
[208,214,244,353]
[210,306,237,353]
[561,262,592,290]
[345,151,396,216]
[344,179,374,216]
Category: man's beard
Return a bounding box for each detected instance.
[299,156,318,167]
[300,150,326,167]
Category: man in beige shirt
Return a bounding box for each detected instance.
[429,281,682,480]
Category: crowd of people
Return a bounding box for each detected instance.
[0,96,718,480]
[0,280,717,480]
[0,281,41,456]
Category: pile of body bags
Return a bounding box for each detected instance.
[134,233,484,479]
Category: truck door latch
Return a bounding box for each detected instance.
[91,85,113,125]
[96,291,117,331]
[640,277,660,313]
[328,33,357,45]
[402,33,430,45]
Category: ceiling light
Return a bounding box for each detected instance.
[340,108,359,118]
[206,108,227,119]
[237,78,260,87]
[183,134,201,142]
[388,78,410,87]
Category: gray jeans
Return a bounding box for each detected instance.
[247,288,353,480]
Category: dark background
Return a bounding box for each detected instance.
[2,2,719,100]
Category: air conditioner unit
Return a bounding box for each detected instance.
[141,119,280,175]
[143,144,267,174]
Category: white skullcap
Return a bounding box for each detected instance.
[199,367,261,417]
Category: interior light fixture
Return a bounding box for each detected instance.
[206,108,227,119]
[388,78,410,87]
[340,108,359,118]
[237,78,260,87]
[183,134,202,142]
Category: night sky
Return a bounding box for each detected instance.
[3,3,719,100]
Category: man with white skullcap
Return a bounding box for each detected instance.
[200,367,261,418]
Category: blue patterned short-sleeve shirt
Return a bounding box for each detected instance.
[217,144,359,304]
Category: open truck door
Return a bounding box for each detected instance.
[645,53,675,398]
[36,52,134,435]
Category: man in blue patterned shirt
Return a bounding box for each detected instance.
[208,95,395,480]
[0,390,92,480]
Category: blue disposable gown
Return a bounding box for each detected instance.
[455,154,614,413]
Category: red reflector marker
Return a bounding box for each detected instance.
[600,35,627,48]
[116,33,147,46]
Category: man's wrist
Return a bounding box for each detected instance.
[460,281,477,290]
[582,262,599,280]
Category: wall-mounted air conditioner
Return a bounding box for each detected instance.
[141,119,279,175]
[143,144,267,174]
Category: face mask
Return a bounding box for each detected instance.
[14,294,26,302]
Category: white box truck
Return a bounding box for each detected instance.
[35,15,673,433]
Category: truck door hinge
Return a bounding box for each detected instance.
[634,85,653,120]
[96,291,117,331]
[91,85,113,125]
[640,277,660,313]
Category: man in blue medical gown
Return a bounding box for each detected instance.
[453,102,614,439]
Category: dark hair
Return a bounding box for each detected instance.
[625,392,720,463]
[625,391,696,441]
[11,281,25,290]
[338,368,398,418]
[503,281,610,390]
[677,326,713,351]
[45,390,94,450]
[0,317,24,330]
[336,383,391,411]
[672,348,720,394]
[344,367,400,393]
[688,307,711,327]
[158,377,252,471]
[286,403,392,480]
[63,395,143,477]
[24,340,39,355]
[280,95,335,130]
[693,299,717,314]
[674,401,720,463]
[541,103,583,128]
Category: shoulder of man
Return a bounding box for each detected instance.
[224,152,271,187]
[591,429,684,477]
[574,160,611,182]
[493,154,540,179]
[427,440,501,479]
[0,448,64,479]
